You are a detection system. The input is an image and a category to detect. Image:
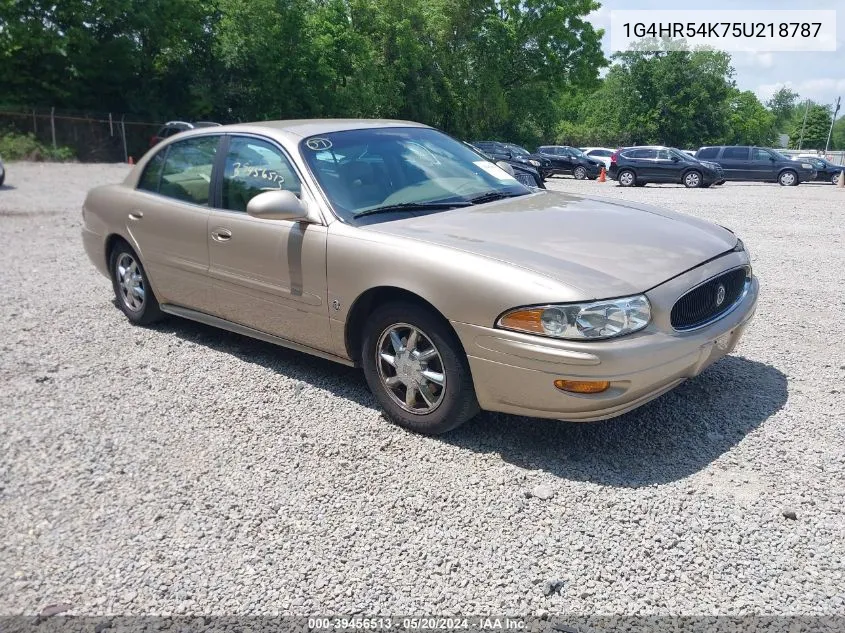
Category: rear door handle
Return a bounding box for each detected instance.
[128,211,143,220]
[211,228,232,242]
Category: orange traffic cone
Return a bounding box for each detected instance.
[598,166,606,183]
[128,156,134,165]
[838,170,844,188]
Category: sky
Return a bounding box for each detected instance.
[586,0,845,108]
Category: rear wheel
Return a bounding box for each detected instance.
[683,170,703,188]
[618,169,636,187]
[361,302,479,435]
[109,241,163,325]
[574,165,588,180]
[778,170,798,186]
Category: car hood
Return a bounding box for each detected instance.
[361,191,737,298]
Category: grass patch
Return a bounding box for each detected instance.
[0,132,75,161]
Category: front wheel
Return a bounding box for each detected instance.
[618,169,636,187]
[109,242,163,325]
[574,166,588,180]
[683,170,703,188]
[779,170,798,186]
[361,302,479,435]
[832,172,842,185]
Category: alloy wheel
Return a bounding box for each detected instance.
[376,323,446,413]
[685,172,701,188]
[115,253,145,312]
[619,170,635,186]
[574,166,587,180]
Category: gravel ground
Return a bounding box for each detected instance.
[1,163,843,617]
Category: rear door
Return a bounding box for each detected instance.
[652,149,676,182]
[624,148,658,179]
[130,135,219,311]
[207,134,332,351]
[718,147,750,180]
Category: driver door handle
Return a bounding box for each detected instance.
[211,228,232,242]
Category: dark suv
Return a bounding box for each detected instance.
[608,146,724,188]
[695,146,816,186]
[470,141,552,179]
[536,145,603,179]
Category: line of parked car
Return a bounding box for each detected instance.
[468,139,844,189]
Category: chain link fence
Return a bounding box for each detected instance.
[0,106,165,163]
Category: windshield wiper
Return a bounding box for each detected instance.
[353,200,471,219]
[468,191,526,205]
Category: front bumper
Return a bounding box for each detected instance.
[454,254,758,422]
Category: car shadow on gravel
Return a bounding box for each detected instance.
[147,313,786,487]
[444,355,788,487]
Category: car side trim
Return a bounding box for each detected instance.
[160,304,356,366]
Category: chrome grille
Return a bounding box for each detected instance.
[671,267,749,330]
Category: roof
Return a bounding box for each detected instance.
[218,119,429,138]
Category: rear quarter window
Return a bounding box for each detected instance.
[138,150,166,192]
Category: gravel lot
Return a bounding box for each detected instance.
[1,163,843,618]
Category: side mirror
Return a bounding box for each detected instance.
[247,190,310,222]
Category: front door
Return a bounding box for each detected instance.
[207,135,332,352]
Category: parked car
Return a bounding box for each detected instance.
[150,120,222,148]
[470,141,552,179]
[0,156,5,187]
[609,146,725,188]
[695,146,816,186]
[463,142,545,189]
[579,147,616,169]
[791,155,844,185]
[83,120,757,435]
[536,145,603,179]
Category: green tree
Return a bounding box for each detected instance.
[766,86,800,133]
[569,49,735,148]
[724,89,776,146]
[789,103,832,149]
[832,116,845,151]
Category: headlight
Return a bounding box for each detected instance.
[528,159,541,167]
[497,295,651,341]
[801,163,813,169]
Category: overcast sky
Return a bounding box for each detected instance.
[587,0,844,108]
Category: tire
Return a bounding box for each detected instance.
[574,166,588,180]
[832,172,842,185]
[683,170,703,188]
[618,169,636,187]
[109,241,163,325]
[778,170,798,186]
[361,301,479,435]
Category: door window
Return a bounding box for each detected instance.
[158,136,220,205]
[751,148,773,160]
[723,147,750,160]
[656,149,671,160]
[697,147,719,159]
[626,149,657,159]
[222,137,302,213]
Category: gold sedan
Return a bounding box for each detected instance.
[82,120,757,434]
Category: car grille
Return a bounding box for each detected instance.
[670,267,749,330]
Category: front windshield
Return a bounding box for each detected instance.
[301,127,530,222]
[507,145,530,156]
[569,147,586,157]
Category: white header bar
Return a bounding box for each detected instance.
[610,10,837,53]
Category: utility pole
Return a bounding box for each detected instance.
[797,99,810,150]
[824,96,841,153]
